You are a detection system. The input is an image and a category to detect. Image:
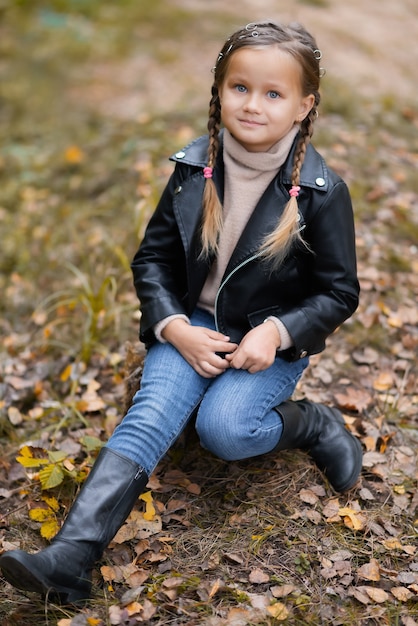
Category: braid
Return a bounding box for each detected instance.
[291,105,317,185]
[259,99,319,269]
[200,85,223,257]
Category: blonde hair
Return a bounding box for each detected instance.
[201,21,322,266]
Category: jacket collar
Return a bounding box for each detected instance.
[170,129,329,193]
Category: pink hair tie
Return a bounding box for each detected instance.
[289,185,300,198]
[203,166,213,179]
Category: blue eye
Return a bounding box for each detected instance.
[235,84,247,93]
[268,91,280,99]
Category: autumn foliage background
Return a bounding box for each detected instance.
[0,0,417,625]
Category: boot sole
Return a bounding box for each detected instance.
[0,553,90,604]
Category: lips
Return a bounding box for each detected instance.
[239,119,263,127]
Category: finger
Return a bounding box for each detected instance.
[198,360,227,378]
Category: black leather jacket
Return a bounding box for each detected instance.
[132,132,359,362]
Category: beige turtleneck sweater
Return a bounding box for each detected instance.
[198,127,299,312]
[154,125,299,349]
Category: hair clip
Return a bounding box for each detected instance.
[203,167,213,179]
[289,185,300,198]
[239,22,259,38]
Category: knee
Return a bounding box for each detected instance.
[195,410,250,461]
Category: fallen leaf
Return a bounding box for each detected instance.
[299,488,319,505]
[357,558,380,581]
[363,586,389,603]
[391,586,414,601]
[249,567,270,584]
[338,507,365,531]
[270,584,298,598]
[373,372,394,391]
[267,602,289,620]
[208,578,222,598]
[334,388,372,412]
[139,491,156,521]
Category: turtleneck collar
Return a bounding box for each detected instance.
[223,125,300,175]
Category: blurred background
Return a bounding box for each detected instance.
[0,0,417,365]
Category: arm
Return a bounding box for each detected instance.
[131,166,190,345]
[279,180,359,360]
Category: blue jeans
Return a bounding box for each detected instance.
[107,308,308,476]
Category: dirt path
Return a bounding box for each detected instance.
[79,0,418,120]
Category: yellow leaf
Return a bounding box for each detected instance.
[40,518,60,540]
[338,507,364,531]
[16,446,49,468]
[29,508,53,522]
[64,145,85,164]
[87,618,102,626]
[126,602,143,616]
[140,491,156,521]
[60,364,73,382]
[43,496,60,512]
[267,602,289,620]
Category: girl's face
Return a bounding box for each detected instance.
[219,46,315,152]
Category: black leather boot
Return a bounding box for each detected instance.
[0,447,148,604]
[274,400,362,492]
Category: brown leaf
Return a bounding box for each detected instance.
[334,388,372,412]
[362,586,390,603]
[358,558,381,581]
[352,347,379,365]
[391,586,414,602]
[299,488,319,505]
[373,372,394,391]
[270,584,298,598]
[249,567,269,584]
[224,552,244,565]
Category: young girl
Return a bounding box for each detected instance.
[0,21,362,604]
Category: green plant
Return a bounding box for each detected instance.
[32,262,135,363]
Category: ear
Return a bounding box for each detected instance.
[296,94,315,123]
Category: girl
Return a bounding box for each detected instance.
[0,21,363,604]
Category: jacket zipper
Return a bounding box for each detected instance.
[214,252,262,333]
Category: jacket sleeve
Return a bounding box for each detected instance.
[131,164,190,345]
[278,180,360,360]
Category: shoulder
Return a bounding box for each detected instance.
[282,139,345,194]
[169,131,224,168]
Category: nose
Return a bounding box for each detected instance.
[243,92,262,113]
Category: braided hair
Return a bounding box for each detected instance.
[201,21,322,265]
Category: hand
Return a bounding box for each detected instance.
[162,319,238,378]
[225,320,281,373]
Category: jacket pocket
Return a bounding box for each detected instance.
[247,306,284,329]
